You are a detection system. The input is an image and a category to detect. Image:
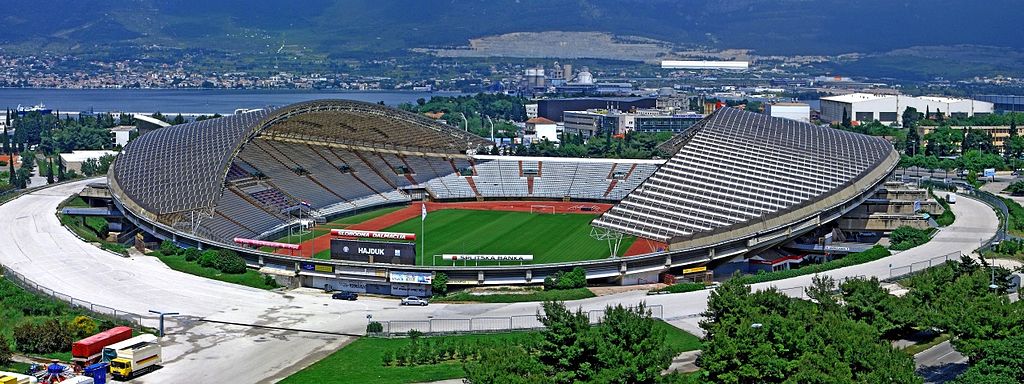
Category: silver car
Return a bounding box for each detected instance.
[401,296,428,306]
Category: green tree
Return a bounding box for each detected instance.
[962,127,996,154]
[902,106,921,128]
[464,345,552,384]
[537,301,597,383]
[591,303,672,383]
[46,156,54,184]
[924,126,963,156]
[905,126,920,156]
[432,272,449,296]
[68,315,98,339]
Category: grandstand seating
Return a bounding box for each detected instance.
[592,107,894,243]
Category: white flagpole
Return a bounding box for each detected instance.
[420,202,426,265]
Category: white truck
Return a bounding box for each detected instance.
[109,341,161,380]
[102,334,158,362]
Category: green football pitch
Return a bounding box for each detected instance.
[382,209,635,265]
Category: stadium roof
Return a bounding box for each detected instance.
[593,107,898,244]
[111,99,490,216]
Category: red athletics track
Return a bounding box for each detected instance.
[277,201,665,258]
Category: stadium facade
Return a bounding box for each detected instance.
[107,100,898,293]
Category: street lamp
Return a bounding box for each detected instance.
[458,113,468,132]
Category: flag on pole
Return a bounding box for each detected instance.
[421,203,427,220]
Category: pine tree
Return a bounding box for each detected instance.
[57,157,66,182]
[7,155,15,187]
[2,123,8,156]
[46,157,54,184]
[1011,117,1018,138]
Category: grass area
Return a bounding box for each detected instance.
[1001,197,1024,237]
[929,190,956,227]
[652,282,708,295]
[382,209,635,265]
[328,206,405,225]
[283,321,700,384]
[270,228,331,245]
[0,275,139,364]
[57,195,129,255]
[732,246,892,285]
[657,320,703,354]
[154,253,278,290]
[901,333,951,356]
[281,332,533,384]
[0,361,31,373]
[432,287,595,303]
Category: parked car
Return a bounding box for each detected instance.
[401,296,428,306]
[332,291,358,301]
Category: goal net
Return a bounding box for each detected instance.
[530,205,556,214]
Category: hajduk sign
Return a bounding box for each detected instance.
[442,254,534,262]
[234,237,300,250]
[331,229,416,241]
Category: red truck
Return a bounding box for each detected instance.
[72,326,132,367]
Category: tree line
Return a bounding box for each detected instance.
[694,257,1020,384]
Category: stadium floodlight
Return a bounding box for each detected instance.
[590,227,625,258]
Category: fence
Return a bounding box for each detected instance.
[885,251,962,281]
[371,304,664,337]
[920,179,1009,249]
[1,266,146,326]
[756,250,963,299]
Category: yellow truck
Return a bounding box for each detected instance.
[109,341,161,380]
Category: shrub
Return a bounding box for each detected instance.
[544,267,588,290]
[263,274,279,288]
[183,247,201,262]
[198,250,219,268]
[215,250,247,274]
[366,321,384,333]
[889,226,932,251]
[159,240,179,255]
[654,282,707,294]
[14,319,73,354]
[68,316,98,339]
[432,272,449,296]
[733,246,892,285]
[0,335,12,366]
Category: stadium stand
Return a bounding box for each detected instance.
[592,107,896,244]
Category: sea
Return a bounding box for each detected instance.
[0,88,462,115]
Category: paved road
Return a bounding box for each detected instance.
[915,341,968,384]
[0,179,1000,382]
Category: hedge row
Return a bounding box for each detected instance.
[732,245,892,285]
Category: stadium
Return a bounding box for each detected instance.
[106,99,898,295]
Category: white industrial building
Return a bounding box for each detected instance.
[661,60,749,70]
[766,102,811,123]
[819,93,994,125]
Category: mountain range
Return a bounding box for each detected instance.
[2,0,1021,58]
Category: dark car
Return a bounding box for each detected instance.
[332,291,358,301]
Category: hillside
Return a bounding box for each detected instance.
[1,0,1021,57]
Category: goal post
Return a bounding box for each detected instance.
[530,205,556,214]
